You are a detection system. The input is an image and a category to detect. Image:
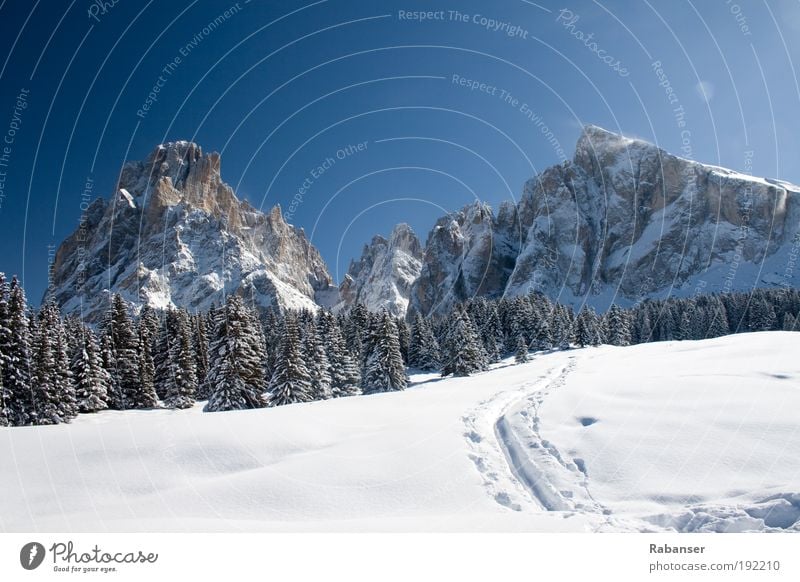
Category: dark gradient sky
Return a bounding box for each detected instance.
[1,0,799,304]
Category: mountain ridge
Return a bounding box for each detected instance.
[46,126,800,319]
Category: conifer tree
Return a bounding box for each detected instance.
[0,274,11,426]
[575,307,602,347]
[205,296,266,412]
[678,309,692,341]
[396,317,411,365]
[138,305,159,402]
[192,313,210,388]
[346,303,369,364]
[705,297,730,338]
[783,312,797,331]
[0,353,7,427]
[157,309,197,409]
[606,304,631,346]
[748,295,777,331]
[29,302,77,424]
[99,329,122,408]
[104,295,155,409]
[268,312,313,406]
[635,306,653,344]
[362,310,407,394]
[3,277,34,425]
[71,325,110,413]
[317,310,360,397]
[441,306,487,377]
[408,313,441,371]
[303,319,332,400]
[514,335,529,364]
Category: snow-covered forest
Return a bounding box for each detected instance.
[1,270,798,427]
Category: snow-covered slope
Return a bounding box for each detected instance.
[336,223,423,316]
[2,332,798,532]
[45,142,336,321]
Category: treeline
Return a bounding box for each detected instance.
[1,270,798,427]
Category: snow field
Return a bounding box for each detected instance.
[2,331,798,532]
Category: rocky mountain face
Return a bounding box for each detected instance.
[407,125,800,316]
[336,223,423,317]
[46,141,335,322]
[47,127,800,321]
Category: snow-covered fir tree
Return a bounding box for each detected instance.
[514,335,529,363]
[361,310,407,394]
[748,296,777,331]
[192,312,210,388]
[345,303,369,365]
[29,302,78,424]
[783,312,797,331]
[103,294,156,409]
[0,274,11,426]
[205,296,266,412]
[408,312,441,371]
[3,277,34,425]
[316,310,360,397]
[138,305,159,401]
[156,309,198,409]
[302,318,332,400]
[575,307,602,347]
[441,306,487,377]
[678,309,693,341]
[268,312,313,406]
[606,304,631,346]
[396,317,410,365]
[71,324,109,413]
[705,296,730,338]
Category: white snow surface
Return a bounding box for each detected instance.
[1,332,799,532]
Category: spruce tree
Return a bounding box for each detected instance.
[4,277,34,425]
[705,296,730,338]
[99,329,122,408]
[362,310,407,394]
[748,295,777,331]
[205,296,266,412]
[104,295,155,409]
[441,306,487,377]
[0,274,11,426]
[514,335,529,364]
[71,325,109,413]
[345,303,369,364]
[268,312,313,406]
[303,319,332,400]
[783,312,797,331]
[192,313,210,388]
[606,304,631,346]
[635,306,653,344]
[0,352,8,427]
[29,303,77,424]
[396,317,410,365]
[317,310,360,397]
[138,305,158,402]
[678,310,692,341]
[575,307,602,347]
[408,313,441,371]
[157,309,197,409]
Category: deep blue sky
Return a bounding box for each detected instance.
[1,0,799,304]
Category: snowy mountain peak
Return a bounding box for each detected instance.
[46,142,335,321]
[336,223,423,317]
[408,126,800,316]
